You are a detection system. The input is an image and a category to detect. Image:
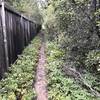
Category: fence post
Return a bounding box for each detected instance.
[1,0,9,70]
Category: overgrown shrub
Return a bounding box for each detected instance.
[43,0,100,73]
[85,50,100,72]
[46,40,98,100]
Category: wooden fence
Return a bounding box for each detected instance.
[0,1,41,79]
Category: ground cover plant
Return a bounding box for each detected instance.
[0,36,41,100]
[46,41,99,100]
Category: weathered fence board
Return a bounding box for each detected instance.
[0,1,41,79]
[0,8,6,79]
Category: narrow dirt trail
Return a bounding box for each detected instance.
[35,32,48,100]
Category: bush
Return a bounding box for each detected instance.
[46,41,97,100]
[85,50,100,72]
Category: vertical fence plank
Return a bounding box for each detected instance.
[28,21,30,42]
[21,15,24,50]
[1,1,9,71]
[0,6,5,79]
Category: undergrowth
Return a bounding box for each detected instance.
[46,41,99,100]
[0,36,41,100]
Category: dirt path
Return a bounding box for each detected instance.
[35,33,48,100]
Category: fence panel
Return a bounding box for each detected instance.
[0,2,41,78]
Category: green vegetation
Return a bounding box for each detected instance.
[85,50,100,72]
[1,0,100,99]
[0,36,41,100]
[6,0,42,24]
[46,40,99,100]
[41,0,100,98]
[42,0,100,71]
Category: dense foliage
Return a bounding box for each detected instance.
[41,0,100,98]
[43,0,100,73]
[6,0,42,24]
[46,40,99,100]
[1,0,100,99]
[0,36,41,99]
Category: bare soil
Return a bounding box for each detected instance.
[35,33,48,100]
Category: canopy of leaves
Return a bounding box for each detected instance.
[43,0,100,72]
[6,0,43,24]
